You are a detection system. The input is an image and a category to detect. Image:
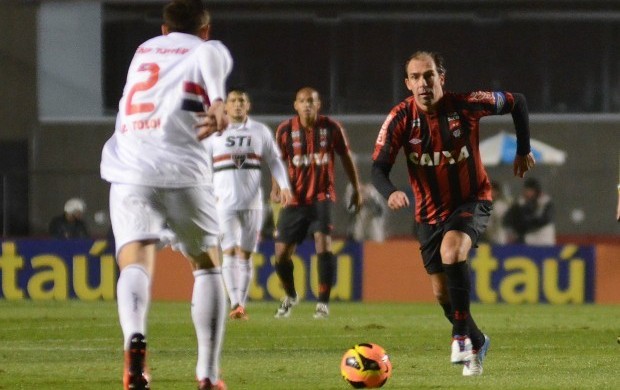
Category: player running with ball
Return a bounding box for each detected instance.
[371,51,535,376]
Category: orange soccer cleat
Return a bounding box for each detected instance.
[123,333,150,390]
[197,378,227,390]
[228,304,248,320]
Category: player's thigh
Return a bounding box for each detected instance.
[217,208,242,252]
[238,209,263,253]
[308,200,333,236]
[109,183,166,259]
[163,186,219,258]
[444,201,492,248]
[275,205,311,245]
[417,223,444,274]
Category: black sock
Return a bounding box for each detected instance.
[440,302,454,324]
[275,259,297,299]
[444,261,471,337]
[317,252,335,303]
[467,317,485,350]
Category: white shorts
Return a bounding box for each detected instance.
[109,183,219,257]
[217,208,263,252]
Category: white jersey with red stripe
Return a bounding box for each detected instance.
[203,117,290,210]
[101,33,232,187]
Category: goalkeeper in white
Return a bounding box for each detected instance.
[204,88,292,319]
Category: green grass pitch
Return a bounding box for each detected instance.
[0,300,617,389]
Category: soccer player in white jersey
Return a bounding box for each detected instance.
[100,1,231,389]
[203,88,292,320]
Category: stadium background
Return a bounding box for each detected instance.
[0,1,619,303]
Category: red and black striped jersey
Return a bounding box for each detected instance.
[372,91,516,224]
[275,115,350,206]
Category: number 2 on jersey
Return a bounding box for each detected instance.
[125,63,160,115]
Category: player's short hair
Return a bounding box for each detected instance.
[163,0,209,34]
[227,86,250,99]
[295,86,320,99]
[404,51,446,77]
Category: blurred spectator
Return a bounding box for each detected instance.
[503,178,556,245]
[48,197,89,239]
[481,180,510,244]
[345,183,388,242]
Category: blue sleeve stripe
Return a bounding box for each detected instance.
[493,92,506,114]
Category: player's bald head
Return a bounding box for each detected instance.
[295,87,320,101]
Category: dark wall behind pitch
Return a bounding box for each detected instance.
[0,3,36,236]
[3,2,620,239]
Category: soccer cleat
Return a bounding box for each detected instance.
[274,296,298,318]
[198,378,227,390]
[463,334,490,376]
[450,335,473,364]
[123,333,150,390]
[313,303,329,319]
[228,304,248,320]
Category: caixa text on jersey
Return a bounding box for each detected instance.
[408,145,470,166]
[292,153,330,167]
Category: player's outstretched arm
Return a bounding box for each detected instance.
[513,152,536,178]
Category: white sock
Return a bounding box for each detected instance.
[221,254,238,308]
[236,257,253,307]
[192,269,226,383]
[117,264,151,350]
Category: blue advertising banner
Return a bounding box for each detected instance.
[0,238,363,302]
[252,239,364,301]
[470,244,595,304]
[0,239,116,300]
[0,238,594,304]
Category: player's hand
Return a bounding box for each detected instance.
[279,188,293,207]
[616,193,620,222]
[270,186,281,203]
[195,100,228,140]
[348,187,363,214]
[387,191,409,210]
[513,152,536,178]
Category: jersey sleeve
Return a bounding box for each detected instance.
[330,119,350,156]
[262,126,291,190]
[371,103,407,165]
[457,91,515,119]
[196,40,233,104]
[201,136,214,168]
[274,121,289,159]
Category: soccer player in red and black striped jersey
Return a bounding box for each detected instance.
[271,87,362,319]
[372,51,536,376]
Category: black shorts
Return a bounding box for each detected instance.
[275,200,333,245]
[416,200,492,275]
